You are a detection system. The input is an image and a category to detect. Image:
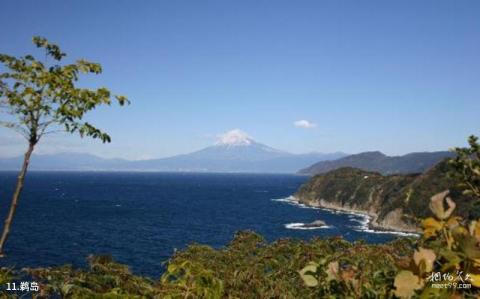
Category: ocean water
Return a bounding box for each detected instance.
[0,172,410,278]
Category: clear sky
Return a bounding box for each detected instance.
[0,0,479,160]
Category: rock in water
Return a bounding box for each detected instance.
[303,220,327,228]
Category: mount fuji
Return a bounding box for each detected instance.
[123,130,346,173]
[0,130,346,173]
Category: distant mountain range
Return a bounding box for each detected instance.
[298,151,455,175]
[0,130,346,173]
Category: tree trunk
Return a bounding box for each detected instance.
[0,143,35,257]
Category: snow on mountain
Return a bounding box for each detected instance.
[216,129,253,146]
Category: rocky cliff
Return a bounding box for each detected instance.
[294,159,473,232]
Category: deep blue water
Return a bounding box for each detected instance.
[0,172,401,278]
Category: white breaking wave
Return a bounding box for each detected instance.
[272,196,419,237]
[271,196,297,203]
[358,228,419,237]
[271,196,321,210]
[339,210,420,237]
[285,222,332,230]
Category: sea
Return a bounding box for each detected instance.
[0,172,415,278]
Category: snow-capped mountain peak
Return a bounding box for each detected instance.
[216,129,254,146]
[0,127,349,172]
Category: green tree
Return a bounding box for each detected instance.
[450,135,480,198]
[0,37,129,256]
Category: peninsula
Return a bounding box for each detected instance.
[294,159,473,233]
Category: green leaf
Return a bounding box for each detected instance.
[300,274,318,287]
[299,262,319,287]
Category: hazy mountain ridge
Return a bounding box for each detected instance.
[0,127,453,174]
[0,143,346,173]
[298,151,455,175]
[0,152,128,171]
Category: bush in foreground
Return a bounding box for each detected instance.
[1,232,413,298]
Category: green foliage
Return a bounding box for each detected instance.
[0,36,128,145]
[0,232,412,298]
[296,167,415,209]
[390,190,480,298]
[0,268,16,299]
[298,136,480,298]
[389,135,480,298]
[162,231,414,298]
[161,260,223,298]
[450,135,480,198]
[0,268,14,287]
[296,239,410,298]
[394,160,469,221]
[24,255,156,298]
[0,36,129,256]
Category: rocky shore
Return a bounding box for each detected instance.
[292,159,475,236]
[294,196,420,234]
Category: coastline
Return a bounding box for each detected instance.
[284,195,420,236]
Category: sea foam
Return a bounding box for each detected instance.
[284,222,332,230]
[272,196,419,237]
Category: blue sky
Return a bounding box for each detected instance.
[0,1,479,159]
